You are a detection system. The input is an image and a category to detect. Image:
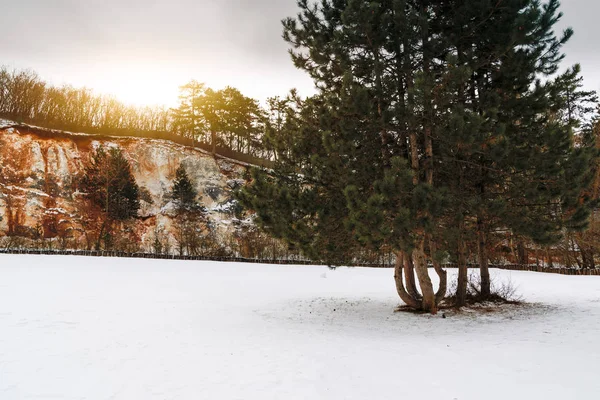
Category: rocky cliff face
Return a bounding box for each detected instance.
[0,120,251,251]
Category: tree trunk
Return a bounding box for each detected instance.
[96,220,107,251]
[413,240,437,314]
[424,127,433,185]
[569,237,582,268]
[394,251,421,310]
[580,244,595,269]
[403,251,421,300]
[477,217,490,299]
[517,240,528,265]
[546,247,554,268]
[409,132,419,185]
[456,221,468,307]
[430,239,447,304]
[211,130,217,155]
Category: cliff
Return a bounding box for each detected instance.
[0,119,252,252]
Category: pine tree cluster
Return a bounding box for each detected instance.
[239,0,599,312]
[80,146,140,221]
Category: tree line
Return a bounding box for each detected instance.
[0,66,286,160]
[239,0,600,313]
[0,68,171,133]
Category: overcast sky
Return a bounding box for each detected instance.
[1,0,597,107]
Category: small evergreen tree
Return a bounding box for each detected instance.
[80,146,140,249]
[171,162,206,255]
[171,163,198,210]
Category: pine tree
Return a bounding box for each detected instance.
[171,163,198,210]
[550,64,599,136]
[278,0,452,312]
[436,0,597,298]
[193,87,263,156]
[80,146,140,249]
[548,67,599,268]
[241,0,597,312]
[574,116,600,268]
[170,162,207,255]
[263,91,304,162]
[239,94,356,265]
[171,80,206,145]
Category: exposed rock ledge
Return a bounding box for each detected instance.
[0,121,253,251]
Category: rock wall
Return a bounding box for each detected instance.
[0,121,251,251]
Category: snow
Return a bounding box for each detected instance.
[1,185,49,198]
[0,255,599,400]
[29,142,46,175]
[0,119,15,129]
[227,178,245,189]
[159,200,179,217]
[211,199,238,213]
[46,145,70,179]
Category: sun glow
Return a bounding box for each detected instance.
[83,64,183,108]
[43,55,315,109]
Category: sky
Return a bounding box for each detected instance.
[1,0,598,108]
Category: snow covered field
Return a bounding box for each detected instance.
[1,255,599,400]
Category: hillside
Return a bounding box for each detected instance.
[0,120,253,252]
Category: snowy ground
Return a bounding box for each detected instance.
[1,255,599,400]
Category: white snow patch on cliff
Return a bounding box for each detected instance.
[159,201,178,217]
[227,178,245,189]
[0,119,15,129]
[90,140,119,151]
[28,142,46,176]
[2,185,49,198]
[211,199,238,214]
[46,145,70,179]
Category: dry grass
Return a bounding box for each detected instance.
[445,271,524,308]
